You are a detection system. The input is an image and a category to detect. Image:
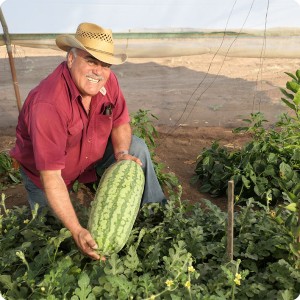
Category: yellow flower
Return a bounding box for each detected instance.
[40,287,46,292]
[234,273,242,285]
[234,278,241,285]
[165,279,174,287]
[269,210,276,218]
[149,296,155,300]
[185,281,191,289]
[188,265,195,273]
[23,219,30,224]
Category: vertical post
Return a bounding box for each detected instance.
[0,7,22,112]
[227,180,234,261]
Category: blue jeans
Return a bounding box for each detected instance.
[20,135,166,211]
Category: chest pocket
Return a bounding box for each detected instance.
[67,120,83,147]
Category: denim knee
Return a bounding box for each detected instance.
[19,167,48,211]
[130,136,150,163]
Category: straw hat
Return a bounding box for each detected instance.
[56,22,127,65]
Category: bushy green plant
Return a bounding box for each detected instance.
[130,109,180,194]
[0,193,299,299]
[193,69,300,206]
[0,151,21,189]
[130,109,159,153]
[193,69,300,266]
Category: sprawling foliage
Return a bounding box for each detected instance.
[0,151,21,189]
[193,70,300,273]
[130,109,179,191]
[1,88,299,299]
[1,192,299,299]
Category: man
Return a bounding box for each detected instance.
[10,22,165,260]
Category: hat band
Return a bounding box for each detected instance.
[84,45,114,57]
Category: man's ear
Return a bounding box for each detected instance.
[67,51,74,68]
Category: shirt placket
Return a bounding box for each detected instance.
[84,98,98,170]
[77,102,92,174]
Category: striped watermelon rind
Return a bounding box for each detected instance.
[87,160,145,256]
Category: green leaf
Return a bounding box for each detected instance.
[296,69,300,80]
[291,148,300,160]
[199,183,212,193]
[105,274,134,297]
[8,173,20,183]
[294,90,300,106]
[279,162,294,180]
[281,98,296,111]
[285,71,298,81]
[104,254,125,275]
[280,87,294,100]
[286,81,300,93]
[71,272,95,300]
[124,246,141,271]
[289,242,300,257]
[267,153,277,164]
[263,165,276,177]
[284,203,297,212]
[241,175,250,189]
[0,275,14,290]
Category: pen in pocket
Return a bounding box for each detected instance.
[103,104,112,115]
[105,104,112,115]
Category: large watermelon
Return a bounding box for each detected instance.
[87,160,145,256]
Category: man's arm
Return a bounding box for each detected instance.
[40,170,103,260]
[111,123,142,165]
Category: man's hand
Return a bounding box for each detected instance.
[40,170,104,260]
[72,227,105,261]
[116,153,142,166]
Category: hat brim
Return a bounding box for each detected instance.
[56,35,127,65]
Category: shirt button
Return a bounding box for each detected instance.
[85,156,88,159]
[88,139,91,143]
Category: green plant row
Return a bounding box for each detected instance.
[193,69,300,205]
[193,69,300,206]
[0,192,299,299]
[192,69,300,271]
[193,111,300,205]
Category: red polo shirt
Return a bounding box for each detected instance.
[10,62,130,189]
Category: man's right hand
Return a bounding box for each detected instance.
[40,170,105,261]
[72,227,105,261]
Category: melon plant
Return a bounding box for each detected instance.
[87,160,145,256]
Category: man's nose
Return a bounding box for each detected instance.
[93,64,104,75]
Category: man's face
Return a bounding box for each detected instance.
[67,48,111,97]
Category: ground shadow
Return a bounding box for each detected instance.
[0,55,288,129]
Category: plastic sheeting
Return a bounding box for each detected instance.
[1,0,300,33]
[1,0,300,58]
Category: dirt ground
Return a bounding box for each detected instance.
[1,46,299,210]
